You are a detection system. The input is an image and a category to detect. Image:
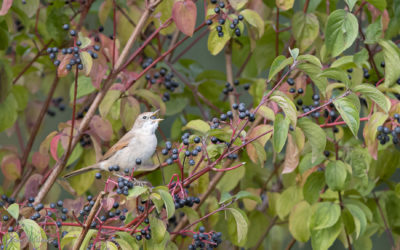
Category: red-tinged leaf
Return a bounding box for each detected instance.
[172,0,197,36]
[90,55,107,89]
[89,134,103,162]
[50,134,61,162]
[62,197,86,213]
[282,133,300,174]
[39,131,58,155]
[110,83,125,91]
[0,0,12,16]
[32,152,50,171]
[1,155,21,181]
[99,33,119,63]
[24,174,43,200]
[57,54,73,77]
[90,115,113,142]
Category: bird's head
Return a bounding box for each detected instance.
[132,110,163,134]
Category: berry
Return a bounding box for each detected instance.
[28,197,35,203]
[297,88,304,94]
[136,235,142,241]
[57,200,63,207]
[287,78,295,85]
[235,28,241,36]
[69,30,76,36]
[189,159,195,166]
[238,14,244,20]
[381,61,385,67]
[54,60,61,66]
[194,137,201,143]
[216,26,222,32]
[289,88,296,93]
[220,114,227,121]
[62,24,69,30]
[136,158,142,165]
[214,7,220,13]
[219,2,225,8]
[243,83,250,90]
[3,215,9,221]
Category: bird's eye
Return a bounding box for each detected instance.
[150,116,156,120]
[142,116,147,119]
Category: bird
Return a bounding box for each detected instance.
[63,110,163,178]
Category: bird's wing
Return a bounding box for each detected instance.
[101,132,136,161]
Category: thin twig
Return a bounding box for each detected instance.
[373,192,395,248]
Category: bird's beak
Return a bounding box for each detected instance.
[152,109,163,122]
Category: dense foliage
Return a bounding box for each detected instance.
[0,0,400,249]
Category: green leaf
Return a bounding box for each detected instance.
[379,40,400,87]
[0,27,9,51]
[2,232,20,250]
[289,201,311,242]
[303,171,325,204]
[298,118,326,163]
[333,95,360,137]
[270,91,297,126]
[165,97,188,116]
[310,202,341,230]
[268,55,293,81]
[0,59,12,103]
[289,48,299,60]
[240,9,264,37]
[276,0,294,10]
[128,186,149,198]
[227,208,248,243]
[99,90,121,118]
[276,185,303,219]
[61,230,81,249]
[363,112,387,159]
[354,48,369,67]
[0,94,18,133]
[70,76,96,102]
[345,0,357,11]
[207,26,231,55]
[311,218,342,250]
[297,63,327,96]
[273,114,290,153]
[81,229,96,250]
[292,12,319,52]
[11,85,28,112]
[46,6,70,45]
[366,0,386,11]
[352,84,390,112]
[325,10,358,57]
[6,204,19,220]
[220,190,262,204]
[153,187,175,219]
[365,17,382,44]
[101,241,118,250]
[346,204,367,238]
[134,89,166,115]
[149,215,167,243]
[228,0,248,9]
[115,232,139,250]
[80,51,93,76]
[325,160,347,191]
[20,219,47,249]
[183,119,210,134]
[319,68,351,88]
[297,54,322,67]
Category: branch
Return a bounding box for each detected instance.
[252,216,278,249]
[72,191,105,250]
[373,192,395,248]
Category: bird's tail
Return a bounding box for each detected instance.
[63,163,101,178]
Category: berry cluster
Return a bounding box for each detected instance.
[144,67,180,102]
[377,114,400,145]
[206,1,244,38]
[162,136,203,166]
[231,102,255,121]
[135,226,152,241]
[47,24,101,71]
[286,78,304,95]
[79,134,92,147]
[189,226,223,249]
[174,194,200,209]
[46,97,66,117]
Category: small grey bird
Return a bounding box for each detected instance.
[63,110,163,178]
